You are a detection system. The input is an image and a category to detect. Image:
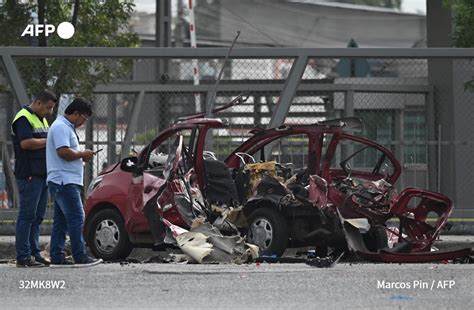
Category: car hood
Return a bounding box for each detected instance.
[99,162,120,175]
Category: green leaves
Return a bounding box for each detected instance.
[0,0,140,98]
[443,0,474,48]
[464,78,474,92]
[0,0,34,46]
[443,1,474,92]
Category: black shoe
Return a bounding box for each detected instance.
[16,258,45,268]
[34,255,51,266]
[74,256,103,267]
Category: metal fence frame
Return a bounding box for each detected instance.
[1,47,473,219]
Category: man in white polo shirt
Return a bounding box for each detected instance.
[46,98,102,267]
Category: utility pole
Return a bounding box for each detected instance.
[175,0,185,47]
[156,0,171,132]
[185,0,202,113]
[156,0,171,69]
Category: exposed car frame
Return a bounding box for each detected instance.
[85,99,469,263]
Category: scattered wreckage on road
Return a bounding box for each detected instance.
[84,95,472,264]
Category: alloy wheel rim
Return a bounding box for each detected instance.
[249,218,273,250]
[95,219,120,254]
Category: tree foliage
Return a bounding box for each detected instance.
[443,0,474,91]
[443,0,474,47]
[333,0,401,9]
[0,0,140,98]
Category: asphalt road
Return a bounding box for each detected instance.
[1,262,473,309]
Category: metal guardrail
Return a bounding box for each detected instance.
[1,47,474,218]
[1,47,474,57]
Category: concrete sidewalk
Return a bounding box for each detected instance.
[1,235,473,261]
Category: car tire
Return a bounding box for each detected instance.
[363,226,388,252]
[86,209,133,261]
[247,207,288,257]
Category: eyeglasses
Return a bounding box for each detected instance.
[80,114,90,121]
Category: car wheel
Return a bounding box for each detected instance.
[247,207,288,257]
[86,209,133,261]
[363,226,388,252]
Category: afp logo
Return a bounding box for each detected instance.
[21,22,75,39]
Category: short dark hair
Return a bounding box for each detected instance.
[64,98,93,116]
[35,89,58,103]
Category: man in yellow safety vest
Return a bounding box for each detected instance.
[11,90,57,267]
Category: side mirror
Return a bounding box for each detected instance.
[120,156,139,173]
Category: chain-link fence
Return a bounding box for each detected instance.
[1,48,473,220]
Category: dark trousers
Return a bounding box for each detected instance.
[15,176,48,262]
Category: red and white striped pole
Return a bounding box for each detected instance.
[186,0,202,112]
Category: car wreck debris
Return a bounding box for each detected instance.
[164,219,258,264]
[305,252,344,268]
[84,95,471,264]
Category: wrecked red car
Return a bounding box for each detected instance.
[225,118,469,262]
[85,101,467,262]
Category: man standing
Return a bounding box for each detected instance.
[12,90,57,267]
[46,98,102,266]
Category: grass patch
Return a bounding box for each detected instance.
[0,220,53,224]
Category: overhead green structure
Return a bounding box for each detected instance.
[336,39,370,77]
